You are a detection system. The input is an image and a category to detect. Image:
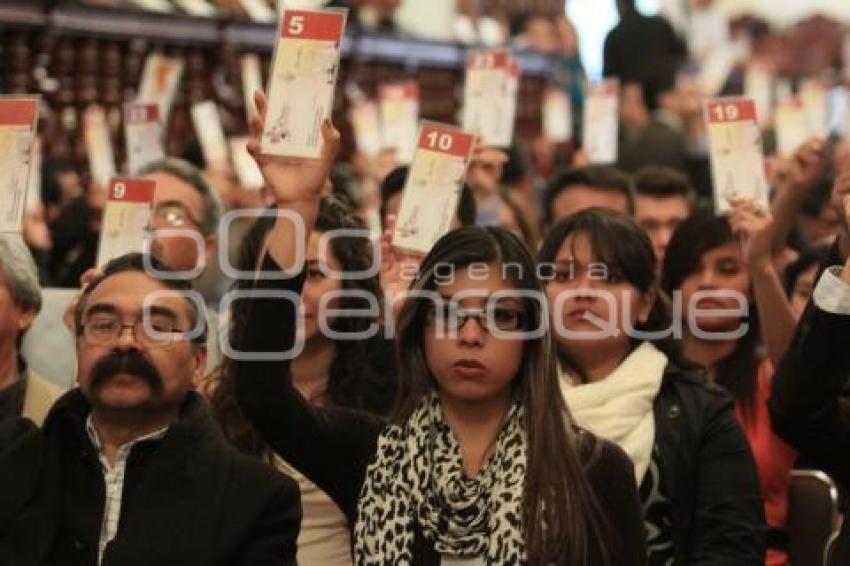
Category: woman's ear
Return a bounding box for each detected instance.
[637,288,656,324]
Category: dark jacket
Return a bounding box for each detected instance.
[0,389,301,566]
[654,365,766,565]
[770,299,850,566]
[235,255,647,565]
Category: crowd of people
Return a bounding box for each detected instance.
[2,0,850,565]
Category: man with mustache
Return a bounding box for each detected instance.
[0,252,301,566]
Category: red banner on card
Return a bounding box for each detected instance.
[0,99,38,127]
[379,82,418,99]
[125,104,159,124]
[706,99,757,124]
[418,125,474,159]
[281,10,346,42]
[108,178,156,204]
[467,49,510,70]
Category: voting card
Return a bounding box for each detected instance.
[191,101,229,168]
[125,103,164,176]
[774,98,811,156]
[744,65,773,129]
[84,105,117,189]
[379,82,419,164]
[704,98,768,213]
[137,54,185,125]
[96,178,156,267]
[543,88,572,143]
[392,123,476,255]
[230,136,265,191]
[241,54,264,124]
[462,49,516,148]
[349,99,382,159]
[582,79,619,164]
[0,96,39,233]
[240,0,275,23]
[800,78,829,138]
[261,7,347,159]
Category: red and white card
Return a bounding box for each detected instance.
[543,88,572,142]
[582,79,619,164]
[84,105,117,190]
[97,178,156,267]
[704,98,768,213]
[462,49,518,148]
[261,7,347,159]
[392,123,476,255]
[379,82,419,164]
[125,103,164,175]
[137,54,184,125]
[0,96,39,233]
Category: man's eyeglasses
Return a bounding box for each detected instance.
[150,203,202,230]
[80,312,190,348]
[425,304,527,334]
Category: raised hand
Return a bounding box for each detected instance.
[784,138,826,196]
[246,90,340,210]
[728,199,774,272]
[379,214,425,314]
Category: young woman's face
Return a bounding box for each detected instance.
[299,231,343,343]
[790,263,819,320]
[423,263,526,407]
[678,241,751,333]
[545,233,652,360]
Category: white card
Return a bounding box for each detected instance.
[230,136,265,191]
[704,98,768,213]
[744,65,773,129]
[174,0,216,17]
[582,79,619,164]
[462,49,516,148]
[700,46,737,96]
[124,103,164,176]
[0,97,39,234]
[774,98,812,156]
[137,54,185,125]
[800,78,829,139]
[84,105,117,189]
[349,100,382,159]
[191,101,229,167]
[240,0,275,23]
[392,123,476,255]
[131,0,174,12]
[241,54,264,123]
[96,178,156,267]
[26,137,41,214]
[261,7,347,159]
[379,82,419,164]
[543,88,572,142]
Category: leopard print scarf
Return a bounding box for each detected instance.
[354,393,527,564]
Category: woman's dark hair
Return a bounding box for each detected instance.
[783,244,832,296]
[394,226,611,565]
[537,207,681,370]
[206,196,388,457]
[661,207,760,412]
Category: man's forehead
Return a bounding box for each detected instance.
[86,271,189,314]
[145,171,203,208]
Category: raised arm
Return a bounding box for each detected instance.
[234,92,383,523]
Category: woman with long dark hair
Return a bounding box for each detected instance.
[662,206,795,566]
[537,207,765,565]
[233,91,646,564]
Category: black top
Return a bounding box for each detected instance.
[235,255,648,565]
[603,11,687,88]
[770,299,850,565]
[0,365,27,423]
[0,389,302,566]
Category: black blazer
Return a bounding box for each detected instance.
[234,255,647,565]
[654,365,766,565]
[770,299,850,565]
[0,390,301,566]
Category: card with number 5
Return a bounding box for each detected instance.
[261,7,347,159]
[392,123,476,255]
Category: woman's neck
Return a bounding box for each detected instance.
[439,391,513,477]
[291,337,337,404]
[682,333,738,379]
[569,342,631,383]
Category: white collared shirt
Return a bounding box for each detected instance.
[813,266,850,315]
[85,415,168,565]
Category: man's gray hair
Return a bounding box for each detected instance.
[138,157,223,236]
[0,235,42,314]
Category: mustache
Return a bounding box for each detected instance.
[90,350,164,395]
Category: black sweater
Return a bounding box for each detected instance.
[235,255,647,565]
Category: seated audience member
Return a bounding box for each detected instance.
[543,165,634,227]
[769,200,850,566]
[663,208,796,565]
[784,245,833,318]
[379,165,476,229]
[0,253,301,566]
[539,208,766,564]
[618,81,687,174]
[498,188,541,250]
[0,236,63,425]
[633,166,695,262]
